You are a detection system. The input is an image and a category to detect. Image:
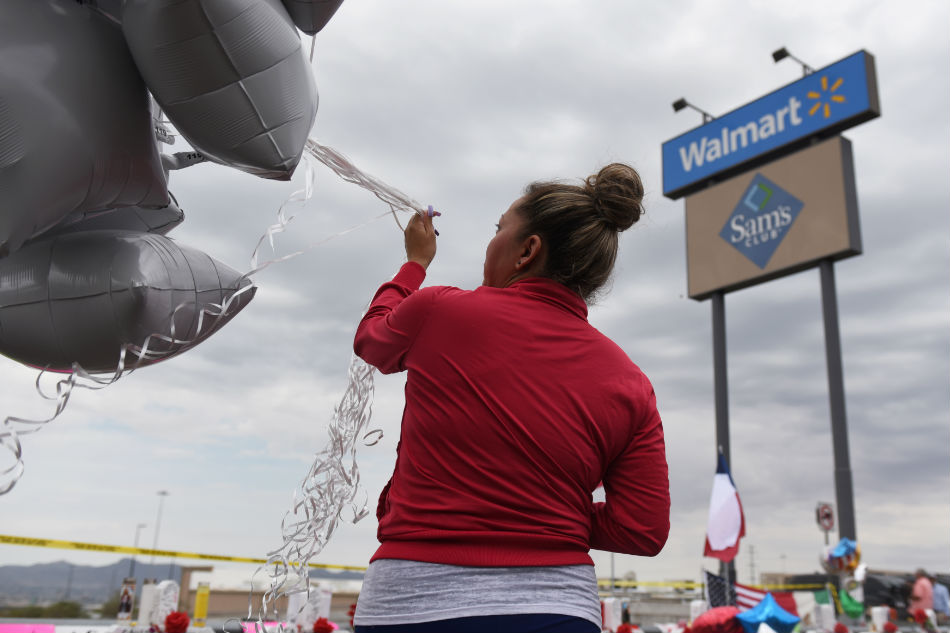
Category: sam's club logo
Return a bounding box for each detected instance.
[720,174,804,269]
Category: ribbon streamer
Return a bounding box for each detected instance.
[247,354,377,629]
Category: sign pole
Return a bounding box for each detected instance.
[819,259,857,541]
[711,290,737,585]
[712,290,730,466]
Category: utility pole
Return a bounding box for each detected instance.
[130,522,147,579]
[748,545,756,585]
[63,563,74,600]
[151,490,169,566]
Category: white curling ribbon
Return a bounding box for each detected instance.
[247,139,432,279]
[363,429,384,446]
[250,354,378,631]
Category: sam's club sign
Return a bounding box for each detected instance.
[662,50,879,199]
[720,174,804,269]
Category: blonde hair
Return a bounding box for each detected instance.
[518,163,645,301]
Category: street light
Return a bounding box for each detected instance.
[672,98,714,124]
[150,490,169,566]
[772,47,814,76]
[129,522,147,578]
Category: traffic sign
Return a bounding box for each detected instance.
[816,502,835,532]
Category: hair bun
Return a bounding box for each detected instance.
[585,163,644,232]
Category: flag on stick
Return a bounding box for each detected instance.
[704,569,734,607]
[704,452,745,562]
[704,570,800,615]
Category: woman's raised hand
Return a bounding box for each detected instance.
[405,209,439,269]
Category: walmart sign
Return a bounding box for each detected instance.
[662,50,879,199]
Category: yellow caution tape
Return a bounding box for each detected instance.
[597,579,828,591]
[0,533,367,572]
[597,579,704,589]
[0,534,833,590]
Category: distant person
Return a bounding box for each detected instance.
[910,569,934,613]
[931,575,950,622]
[118,586,133,619]
[352,163,671,632]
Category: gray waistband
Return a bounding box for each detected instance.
[353,559,601,626]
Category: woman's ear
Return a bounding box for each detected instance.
[516,234,543,269]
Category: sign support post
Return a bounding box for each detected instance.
[819,259,857,541]
[712,290,730,468]
[712,290,736,584]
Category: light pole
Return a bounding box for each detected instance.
[150,490,169,567]
[129,522,147,578]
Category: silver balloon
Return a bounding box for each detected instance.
[0,231,255,373]
[280,0,345,35]
[0,0,168,257]
[81,0,125,25]
[44,195,185,237]
[122,0,319,181]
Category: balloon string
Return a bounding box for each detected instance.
[247,138,429,277]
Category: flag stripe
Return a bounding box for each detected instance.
[735,581,767,610]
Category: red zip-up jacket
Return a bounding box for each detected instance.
[354,262,670,567]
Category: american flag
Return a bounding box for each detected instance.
[735,581,767,610]
[704,570,735,607]
[704,570,799,615]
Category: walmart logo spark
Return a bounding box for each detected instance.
[807,76,846,119]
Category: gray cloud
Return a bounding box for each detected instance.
[1,0,946,587]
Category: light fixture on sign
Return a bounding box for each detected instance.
[772,47,815,77]
[672,98,715,124]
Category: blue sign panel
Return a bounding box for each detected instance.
[662,50,879,199]
[719,174,804,269]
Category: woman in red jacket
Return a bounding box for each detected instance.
[353,163,670,633]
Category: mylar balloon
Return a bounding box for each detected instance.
[691,606,743,633]
[735,593,800,633]
[122,0,319,180]
[0,230,255,373]
[0,0,168,257]
[44,196,185,237]
[280,0,345,35]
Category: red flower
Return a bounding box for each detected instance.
[312,617,335,633]
[833,623,849,633]
[883,623,898,633]
[914,609,928,624]
[164,611,190,633]
[617,624,635,633]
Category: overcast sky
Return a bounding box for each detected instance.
[1,0,948,590]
